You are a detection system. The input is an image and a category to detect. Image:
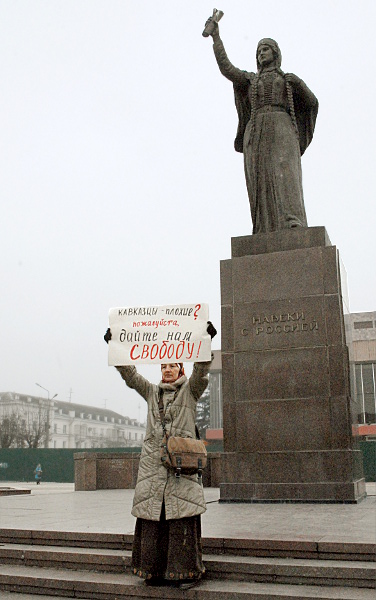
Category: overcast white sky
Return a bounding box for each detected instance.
[1,1,375,422]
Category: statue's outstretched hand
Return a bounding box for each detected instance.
[203,16,219,38]
[104,328,112,344]
[285,73,301,86]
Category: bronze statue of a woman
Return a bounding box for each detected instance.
[205,17,318,234]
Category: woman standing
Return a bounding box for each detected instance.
[104,322,216,589]
[207,20,318,234]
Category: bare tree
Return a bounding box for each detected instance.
[20,407,50,448]
[0,412,20,448]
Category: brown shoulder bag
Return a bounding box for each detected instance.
[158,389,207,479]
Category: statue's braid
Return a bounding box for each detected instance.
[286,79,299,139]
[250,73,259,137]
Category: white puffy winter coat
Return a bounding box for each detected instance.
[116,362,211,521]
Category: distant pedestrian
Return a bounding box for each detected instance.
[34,464,42,485]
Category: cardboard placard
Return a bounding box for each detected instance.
[108,303,211,365]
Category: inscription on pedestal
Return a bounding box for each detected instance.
[229,296,330,352]
[242,311,319,336]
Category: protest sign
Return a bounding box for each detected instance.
[107,303,211,366]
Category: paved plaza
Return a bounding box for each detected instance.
[0,482,375,545]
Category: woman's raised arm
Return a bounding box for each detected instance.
[104,328,154,401]
[116,365,154,401]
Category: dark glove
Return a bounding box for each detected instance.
[104,328,112,344]
[207,321,217,339]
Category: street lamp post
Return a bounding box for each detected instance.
[35,383,57,448]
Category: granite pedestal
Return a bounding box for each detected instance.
[220,227,366,503]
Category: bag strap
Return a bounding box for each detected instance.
[158,387,201,440]
[158,387,168,437]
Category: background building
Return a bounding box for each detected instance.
[206,350,223,442]
[346,311,376,437]
[0,393,145,449]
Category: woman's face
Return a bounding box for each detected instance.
[257,44,275,67]
[161,363,181,383]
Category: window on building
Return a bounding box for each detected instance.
[363,364,375,421]
[63,441,67,448]
[354,321,373,329]
[209,371,223,429]
[135,432,138,441]
[54,424,57,433]
[63,425,67,434]
[354,362,376,424]
[355,364,363,417]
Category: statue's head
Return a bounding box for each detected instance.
[256,38,282,71]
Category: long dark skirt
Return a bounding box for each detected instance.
[132,503,205,581]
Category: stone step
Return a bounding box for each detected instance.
[0,529,374,561]
[0,543,375,588]
[206,554,376,588]
[1,594,70,600]
[0,564,374,600]
[0,543,128,573]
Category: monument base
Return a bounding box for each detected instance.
[220,482,366,504]
[220,227,366,503]
[220,451,365,503]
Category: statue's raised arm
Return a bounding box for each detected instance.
[203,13,318,235]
